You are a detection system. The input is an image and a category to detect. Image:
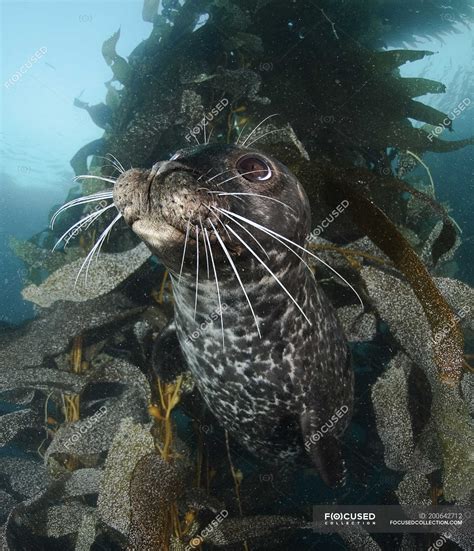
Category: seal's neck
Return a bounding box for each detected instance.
[170,256,311,328]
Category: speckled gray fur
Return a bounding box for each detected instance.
[113,144,353,484]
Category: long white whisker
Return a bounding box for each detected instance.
[188,128,201,146]
[215,206,311,270]
[53,203,116,250]
[50,192,114,228]
[206,127,214,145]
[225,224,312,325]
[209,220,261,337]
[208,192,295,212]
[74,213,122,287]
[194,225,200,320]
[109,154,125,173]
[206,168,235,184]
[246,128,284,148]
[204,227,225,348]
[220,209,364,307]
[85,212,122,282]
[178,218,191,286]
[203,121,207,146]
[96,155,124,175]
[102,153,126,173]
[213,207,269,260]
[235,121,249,146]
[200,218,210,278]
[240,113,279,147]
[213,211,232,240]
[198,167,214,182]
[212,170,270,188]
[74,175,117,185]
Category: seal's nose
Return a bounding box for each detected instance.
[113,168,148,226]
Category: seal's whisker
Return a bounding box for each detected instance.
[85,212,122,281]
[198,167,214,182]
[246,128,284,148]
[213,212,232,240]
[74,212,122,288]
[240,113,279,147]
[206,127,214,145]
[206,168,235,184]
[208,192,295,212]
[194,225,200,320]
[209,219,261,338]
[74,174,117,185]
[235,121,249,146]
[220,208,364,307]
[50,192,114,228]
[225,224,312,325]
[200,218,210,278]
[53,203,116,250]
[213,170,270,188]
[215,206,311,270]
[187,128,201,146]
[95,155,124,175]
[178,218,191,286]
[211,206,269,260]
[204,227,225,349]
[105,153,125,173]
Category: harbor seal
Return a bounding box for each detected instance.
[113,144,353,486]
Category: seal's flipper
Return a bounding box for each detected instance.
[300,410,347,487]
[151,321,187,383]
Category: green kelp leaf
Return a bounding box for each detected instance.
[142,0,160,23]
[101,28,130,84]
[322,165,464,385]
[375,49,435,71]
[105,80,121,110]
[406,100,453,129]
[111,55,131,85]
[360,170,460,265]
[102,29,121,66]
[9,236,82,282]
[386,123,474,154]
[129,454,185,549]
[398,77,446,98]
[431,221,458,266]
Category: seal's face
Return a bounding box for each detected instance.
[113,144,311,274]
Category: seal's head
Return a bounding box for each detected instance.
[113,145,311,273]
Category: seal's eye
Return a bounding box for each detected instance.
[236,155,272,181]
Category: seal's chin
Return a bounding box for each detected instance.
[132,218,185,252]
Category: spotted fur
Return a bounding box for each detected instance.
[113,144,354,486]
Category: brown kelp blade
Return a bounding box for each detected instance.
[322,166,464,385]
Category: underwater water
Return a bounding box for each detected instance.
[1,1,473,550]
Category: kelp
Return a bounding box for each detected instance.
[66,1,474,178]
[320,165,464,385]
[4,1,474,549]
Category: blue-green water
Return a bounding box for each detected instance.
[1,2,473,550]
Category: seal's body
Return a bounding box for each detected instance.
[113,144,353,486]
